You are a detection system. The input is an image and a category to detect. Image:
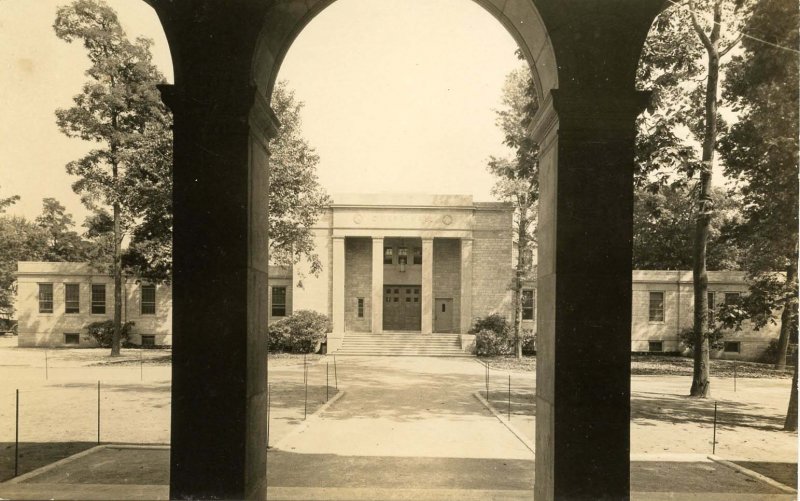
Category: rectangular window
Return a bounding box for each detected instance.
[38,283,53,313]
[272,286,286,317]
[413,247,422,265]
[384,247,393,265]
[397,247,408,265]
[141,285,156,315]
[357,298,364,318]
[141,335,156,347]
[723,341,741,353]
[65,284,80,314]
[91,284,106,314]
[707,291,716,329]
[724,292,741,306]
[64,333,80,345]
[522,289,535,320]
[649,292,665,322]
[648,341,663,352]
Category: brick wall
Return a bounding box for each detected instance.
[470,209,514,325]
[433,238,460,332]
[344,237,372,332]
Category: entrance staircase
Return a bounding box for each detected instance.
[333,332,470,357]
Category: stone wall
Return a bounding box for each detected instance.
[433,238,461,332]
[344,237,372,332]
[470,207,514,325]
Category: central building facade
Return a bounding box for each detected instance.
[276,194,515,343]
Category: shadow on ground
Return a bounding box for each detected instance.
[0,442,97,482]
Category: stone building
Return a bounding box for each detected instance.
[15,262,172,347]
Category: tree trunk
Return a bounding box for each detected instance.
[785,358,798,431]
[513,207,527,360]
[775,250,797,369]
[111,200,122,357]
[689,3,722,398]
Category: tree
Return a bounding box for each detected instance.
[35,198,92,262]
[0,186,20,214]
[268,81,330,279]
[487,65,539,359]
[637,0,752,397]
[0,217,48,321]
[54,0,170,356]
[718,0,798,372]
[633,186,743,270]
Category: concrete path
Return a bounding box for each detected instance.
[269,356,534,460]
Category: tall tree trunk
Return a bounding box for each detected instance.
[689,2,722,398]
[785,358,798,431]
[775,246,798,369]
[111,200,122,357]
[513,206,527,360]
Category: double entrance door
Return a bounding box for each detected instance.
[383,285,421,331]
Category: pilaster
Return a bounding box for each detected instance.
[459,238,473,334]
[371,237,384,334]
[332,237,346,333]
[421,238,434,334]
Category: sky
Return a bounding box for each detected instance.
[0,0,521,224]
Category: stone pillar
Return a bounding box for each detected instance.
[371,237,384,333]
[533,89,649,501]
[460,238,473,334]
[421,238,434,334]
[332,236,346,333]
[162,84,278,500]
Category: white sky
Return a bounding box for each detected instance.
[0,0,521,224]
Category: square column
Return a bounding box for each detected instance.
[371,237,384,333]
[421,238,434,334]
[332,237,346,333]
[460,238,473,333]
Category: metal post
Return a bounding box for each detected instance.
[733,361,737,392]
[97,381,101,444]
[304,362,308,420]
[486,363,490,401]
[266,384,271,449]
[508,374,511,421]
[334,354,338,389]
[326,362,329,403]
[140,349,143,381]
[712,401,717,454]
[45,351,48,380]
[15,389,19,477]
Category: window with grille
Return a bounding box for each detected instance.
[357,298,364,318]
[413,247,422,265]
[39,283,53,313]
[141,335,156,347]
[397,247,408,265]
[92,284,106,314]
[65,284,80,314]
[384,247,393,265]
[141,285,156,315]
[272,286,286,317]
[648,341,663,352]
[64,333,80,345]
[522,289,535,320]
[649,292,665,322]
[723,341,741,353]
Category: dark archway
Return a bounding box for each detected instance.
[143,1,665,499]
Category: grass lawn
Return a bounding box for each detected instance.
[476,356,536,373]
[267,352,326,368]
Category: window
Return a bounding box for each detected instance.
[384,247,393,265]
[648,292,665,322]
[65,284,80,314]
[413,247,422,265]
[522,289,535,320]
[707,291,716,329]
[648,341,663,352]
[141,335,156,347]
[271,286,286,317]
[91,284,106,314]
[141,285,156,315]
[38,283,53,313]
[723,341,741,353]
[357,298,364,318]
[64,333,80,345]
[724,292,741,306]
[397,247,408,265]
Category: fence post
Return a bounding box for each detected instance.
[304,362,308,420]
[712,401,717,454]
[97,381,101,444]
[45,351,48,381]
[333,355,338,390]
[266,383,271,449]
[15,389,19,477]
[733,361,737,392]
[326,363,329,403]
[140,349,144,381]
[508,374,511,421]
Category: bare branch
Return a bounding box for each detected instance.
[720,34,744,57]
[689,1,715,54]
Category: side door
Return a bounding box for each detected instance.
[434,298,453,333]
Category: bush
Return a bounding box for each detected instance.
[471,314,513,356]
[521,330,536,355]
[268,310,331,354]
[86,320,134,348]
[678,327,724,352]
[761,340,799,366]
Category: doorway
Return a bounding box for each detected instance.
[434,298,453,333]
[383,285,421,331]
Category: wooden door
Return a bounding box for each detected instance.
[434,298,453,333]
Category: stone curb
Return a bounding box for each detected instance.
[269,390,346,451]
[473,391,535,455]
[4,444,169,485]
[708,455,798,494]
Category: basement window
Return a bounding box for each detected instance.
[723,341,741,353]
[64,333,80,345]
[648,341,663,353]
[141,335,156,347]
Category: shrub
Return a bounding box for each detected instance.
[761,340,799,366]
[678,327,724,352]
[521,330,536,355]
[268,310,331,354]
[86,320,134,348]
[471,314,513,356]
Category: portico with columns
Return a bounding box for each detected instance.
[293,194,513,343]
